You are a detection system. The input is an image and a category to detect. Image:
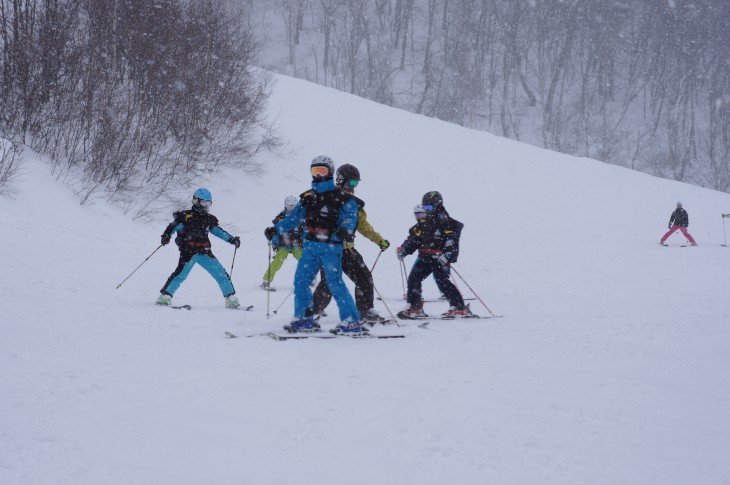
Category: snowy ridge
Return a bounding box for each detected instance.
[1,73,729,484]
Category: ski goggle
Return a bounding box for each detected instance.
[285,204,296,211]
[415,212,426,220]
[194,197,212,209]
[422,204,435,212]
[311,166,330,177]
[345,179,359,188]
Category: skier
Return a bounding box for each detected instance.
[312,163,390,323]
[265,156,366,335]
[396,191,473,318]
[404,203,444,302]
[157,188,242,308]
[660,201,697,246]
[260,196,303,290]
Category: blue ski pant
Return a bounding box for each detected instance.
[293,241,360,322]
[161,251,235,297]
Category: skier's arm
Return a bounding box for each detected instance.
[399,225,423,257]
[275,202,306,233]
[441,221,464,263]
[163,212,184,237]
[668,210,676,227]
[333,199,359,242]
[356,208,385,246]
[211,226,235,242]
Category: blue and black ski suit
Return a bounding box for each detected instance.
[160,206,237,297]
[399,207,465,310]
[275,178,361,322]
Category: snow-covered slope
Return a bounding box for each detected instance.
[2,73,729,485]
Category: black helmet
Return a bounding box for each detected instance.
[422,191,443,212]
[336,163,361,189]
[310,155,335,181]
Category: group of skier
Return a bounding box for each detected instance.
[154,155,474,335]
[152,155,703,335]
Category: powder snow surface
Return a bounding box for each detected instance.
[1,74,729,484]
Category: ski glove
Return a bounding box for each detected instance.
[668,223,672,229]
[437,254,450,265]
[230,236,241,248]
[379,239,390,251]
[161,234,171,246]
[264,227,276,241]
[396,246,405,261]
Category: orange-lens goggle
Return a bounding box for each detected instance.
[311,166,330,176]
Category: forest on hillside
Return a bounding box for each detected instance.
[1,0,728,205]
[244,0,729,191]
[0,0,275,215]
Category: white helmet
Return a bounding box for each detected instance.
[414,203,426,220]
[285,195,299,210]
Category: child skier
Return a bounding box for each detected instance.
[405,203,444,302]
[266,156,366,335]
[311,163,390,323]
[396,191,473,319]
[157,188,242,308]
[261,196,303,290]
[660,201,697,246]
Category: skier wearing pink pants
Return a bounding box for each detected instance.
[660,202,697,246]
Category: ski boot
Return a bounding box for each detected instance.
[225,294,240,309]
[441,304,476,319]
[397,306,428,320]
[362,308,388,326]
[330,320,370,336]
[156,293,172,306]
[260,280,275,291]
[283,317,321,333]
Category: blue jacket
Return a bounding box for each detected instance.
[275,179,359,247]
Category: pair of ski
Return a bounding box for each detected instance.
[160,304,254,311]
[396,311,502,320]
[226,330,404,340]
[378,296,477,303]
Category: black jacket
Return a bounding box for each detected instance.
[163,206,233,253]
[669,208,689,227]
[399,207,463,263]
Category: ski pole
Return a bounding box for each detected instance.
[230,246,238,279]
[266,242,272,318]
[272,288,293,315]
[370,251,383,273]
[450,265,499,317]
[399,259,408,300]
[115,244,164,289]
[723,214,728,247]
[373,282,400,326]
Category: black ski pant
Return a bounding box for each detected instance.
[407,256,464,310]
[313,247,374,314]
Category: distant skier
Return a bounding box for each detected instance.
[261,196,303,290]
[660,201,697,246]
[157,188,242,308]
[312,163,390,323]
[397,191,473,319]
[266,156,366,335]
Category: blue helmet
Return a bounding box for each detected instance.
[194,188,212,201]
[193,188,212,211]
